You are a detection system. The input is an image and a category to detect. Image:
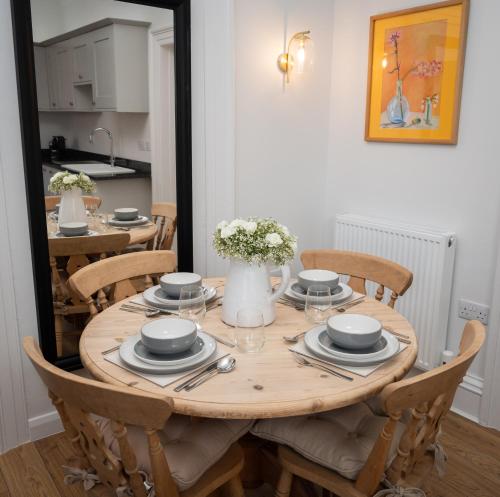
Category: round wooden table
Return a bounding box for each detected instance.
[47,213,157,245]
[80,277,418,419]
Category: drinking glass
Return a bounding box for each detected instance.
[178,285,206,327]
[234,308,265,353]
[305,285,332,324]
[98,213,110,232]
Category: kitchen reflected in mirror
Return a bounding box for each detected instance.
[32,0,177,360]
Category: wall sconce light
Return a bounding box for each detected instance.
[277,30,313,83]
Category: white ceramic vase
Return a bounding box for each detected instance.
[221,258,291,326]
[58,188,87,226]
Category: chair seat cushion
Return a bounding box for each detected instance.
[97,415,253,491]
[251,402,406,480]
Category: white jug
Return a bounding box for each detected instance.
[221,258,291,326]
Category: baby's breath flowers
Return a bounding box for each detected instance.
[48,170,95,194]
[214,218,297,266]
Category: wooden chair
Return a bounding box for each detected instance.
[45,195,102,211]
[255,321,485,497]
[49,233,131,356]
[68,250,177,319]
[147,202,177,251]
[301,249,413,308]
[23,337,247,497]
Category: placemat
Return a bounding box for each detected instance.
[103,348,229,388]
[289,339,408,377]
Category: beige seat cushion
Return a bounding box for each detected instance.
[251,402,406,480]
[97,415,253,491]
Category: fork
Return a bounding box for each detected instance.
[293,353,353,381]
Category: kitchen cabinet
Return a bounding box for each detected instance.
[34,46,50,111]
[36,19,149,113]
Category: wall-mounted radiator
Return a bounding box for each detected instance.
[334,214,456,370]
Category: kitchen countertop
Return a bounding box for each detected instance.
[42,149,151,181]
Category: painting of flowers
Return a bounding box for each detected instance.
[365,0,469,144]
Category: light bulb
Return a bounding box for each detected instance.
[296,40,306,74]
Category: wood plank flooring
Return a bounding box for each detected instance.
[0,412,498,497]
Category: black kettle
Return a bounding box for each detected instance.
[49,136,66,161]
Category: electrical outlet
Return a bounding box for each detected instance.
[144,140,151,152]
[138,140,145,151]
[458,299,489,325]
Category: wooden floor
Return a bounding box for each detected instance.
[0,412,498,497]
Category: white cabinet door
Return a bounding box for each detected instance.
[92,31,116,109]
[34,46,50,111]
[73,42,93,84]
[46,48,59,109]
[48,46,76,110]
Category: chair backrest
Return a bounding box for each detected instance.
[147,203,177,250]
[48,233,130,304]
[23,336,180,497]
[45,195,102,211]
[68,250,177,317]
[301,249,413,308]
[355,320,485,495]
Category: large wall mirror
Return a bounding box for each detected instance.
[10,0,192,369]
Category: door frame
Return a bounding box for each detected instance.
[9,0,193,369]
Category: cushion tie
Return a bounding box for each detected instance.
[373,478,426,497]
[62,466,100,491]
[428,433,447,478]
[116,470,154,497]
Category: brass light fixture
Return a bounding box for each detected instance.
[277,30,313,83]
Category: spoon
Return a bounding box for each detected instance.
[185,357,236,391]
[283,330,306,343]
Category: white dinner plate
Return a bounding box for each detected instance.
[317,330,389,360]
[119,331,216,374]
[304,326,400,366]
[143,285,217,310]
[108,216,150,227]
[53,230,98,238]
[133,335,206,366]
[152,286,211,304]
[285,280,353,304]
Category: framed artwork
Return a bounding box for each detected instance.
[365,0,469,144]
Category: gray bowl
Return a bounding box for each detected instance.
[326,314,382,350]
[141,318,198,354]
[114,208,139,221]
[59,221,88,237]
[160,272,202,298]
[298,269,340,291]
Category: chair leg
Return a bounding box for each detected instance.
[275,468,293,497]
[54,314,64,356]
[223,476,245,497]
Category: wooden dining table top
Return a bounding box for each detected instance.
[46,213,157,245]
[80,277,418,420]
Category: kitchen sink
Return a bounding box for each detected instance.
[55,161,136,177]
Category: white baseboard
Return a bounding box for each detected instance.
[451,373,484,423]
[28,410,63,441]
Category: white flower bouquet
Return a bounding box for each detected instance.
[214,217,297,266]
[48,170,95,194]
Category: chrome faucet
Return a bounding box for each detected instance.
[89,127,115,167]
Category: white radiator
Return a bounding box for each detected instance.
[334,214,456,370]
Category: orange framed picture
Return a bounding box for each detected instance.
[365,0,469,144]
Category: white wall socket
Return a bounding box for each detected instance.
[458,298,489,325]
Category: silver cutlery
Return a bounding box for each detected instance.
[185,357,236,391]
[384,325,411,340]
[120,304,175,317]
[102,344,121,355]
[333,296,366,312]
[293,353,353,381]
[174,360,222,392]
[200,329,235,348]
[283,330,307,344]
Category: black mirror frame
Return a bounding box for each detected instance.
[10,0,193,370]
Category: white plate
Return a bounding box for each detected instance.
[133,335,206,366]
[304,326,400,366]
[119,331,216,374]
[317,330,389,360]
[143,285,217,310]
[53,230,98,238]
[285,280,353,304]
[153,286,210,304]
[108,216,149,227]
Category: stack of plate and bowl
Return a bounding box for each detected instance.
[142,272,218,310]
[303,314,400,367]
[108,207,150,227]
[57,221,91,237]
[284,269,353,305]
[119,317,217,374]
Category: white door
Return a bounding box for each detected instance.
[52,47,75,110]
[73,42,93,84]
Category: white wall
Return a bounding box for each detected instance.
[325,0,500,417]
[234,0,334,272]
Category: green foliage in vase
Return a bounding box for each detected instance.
[48,170,96,194]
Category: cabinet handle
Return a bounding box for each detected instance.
[78,74,83,79]
[52,102,56,107]
[69,101,74,106]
